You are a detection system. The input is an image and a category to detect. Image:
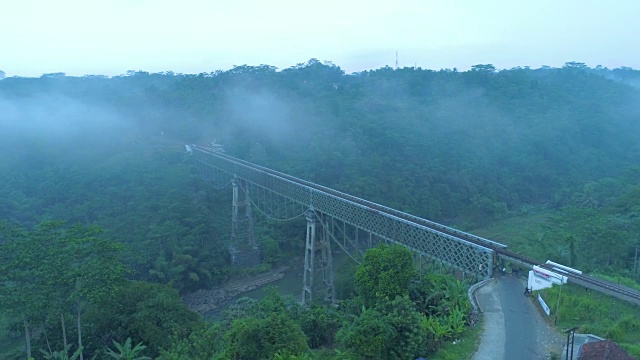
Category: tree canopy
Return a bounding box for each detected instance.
[2,61,640,358]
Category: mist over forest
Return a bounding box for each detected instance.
[2,61,640,224]
[2,60,640,359]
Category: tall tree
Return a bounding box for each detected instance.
[222,313,308,360]
[85,281,202,358]
[0,221,127,359]
[354,244,416,308]
[0,221,55,359]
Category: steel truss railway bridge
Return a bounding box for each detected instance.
[191,145,640,307]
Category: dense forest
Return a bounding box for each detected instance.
[1,61,640,359]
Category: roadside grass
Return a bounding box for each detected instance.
[539,283,640,358]
[467,211,555,262]
[429,320,484,360]
[470,211,640,287]
[473,212,640,358]
[590,273,640,292]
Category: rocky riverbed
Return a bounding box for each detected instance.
[182,266,290,314]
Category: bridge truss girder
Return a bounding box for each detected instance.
[193,150,494,281]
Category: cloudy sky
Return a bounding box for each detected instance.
[2,0,638,77]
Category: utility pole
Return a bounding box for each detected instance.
[395,51,398,69]
[634,244,639,279]
[555,274,565,325]
[555,283,563,325]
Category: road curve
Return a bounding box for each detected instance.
[474,275,563,360]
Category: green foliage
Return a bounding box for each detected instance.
[260,236,283,265]
[376,296,425,359]
[40,345,83,360]
[337,308,395,359]
[0,221,127,359]
[2,62,640,359]
[222,313,308,360]
[407,273,473,354]
[218,290,309,359]
[334,258,358,300]
[428,320,483,360]
[105,338,150,360]
[338,245,473,358]
[221,297,259,327]
[354,244,416,308]
[157,324,223,360]
[338,296,429,359]
[149,246,222,292]
[272,349,312,360]
[299,306,342,349]
[241,287,303,321]
[85,281,202,358]
[0,313,22,359]
[540,283,640,356]
[222,290,305,327]
[411,273,470,319]
[544,207,637,271]
[620,344,640,359]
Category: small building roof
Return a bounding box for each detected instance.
[578,339,634,360]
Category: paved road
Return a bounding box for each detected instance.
[473,274,562,360]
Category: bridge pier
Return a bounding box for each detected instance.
[302,211,335,306]
[230,178,260,267]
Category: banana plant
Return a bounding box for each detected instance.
[106,338,151,360]
[40,345,83,360]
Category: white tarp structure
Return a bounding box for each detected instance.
[527,265,567,291]
[545,260,582,275]
[538,293,551,315]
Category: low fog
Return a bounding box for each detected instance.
[0,94,131,141]
[1,62,640,221]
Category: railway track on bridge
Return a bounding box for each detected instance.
[193,146,640,306]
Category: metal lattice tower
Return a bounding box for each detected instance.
[230,177,260,267]
[302,210,336,306]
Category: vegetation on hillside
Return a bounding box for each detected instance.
[1,61,640,358]
[540,283,640,358]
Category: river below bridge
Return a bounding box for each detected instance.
[184,251,349,320]
[206,265,305,319]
